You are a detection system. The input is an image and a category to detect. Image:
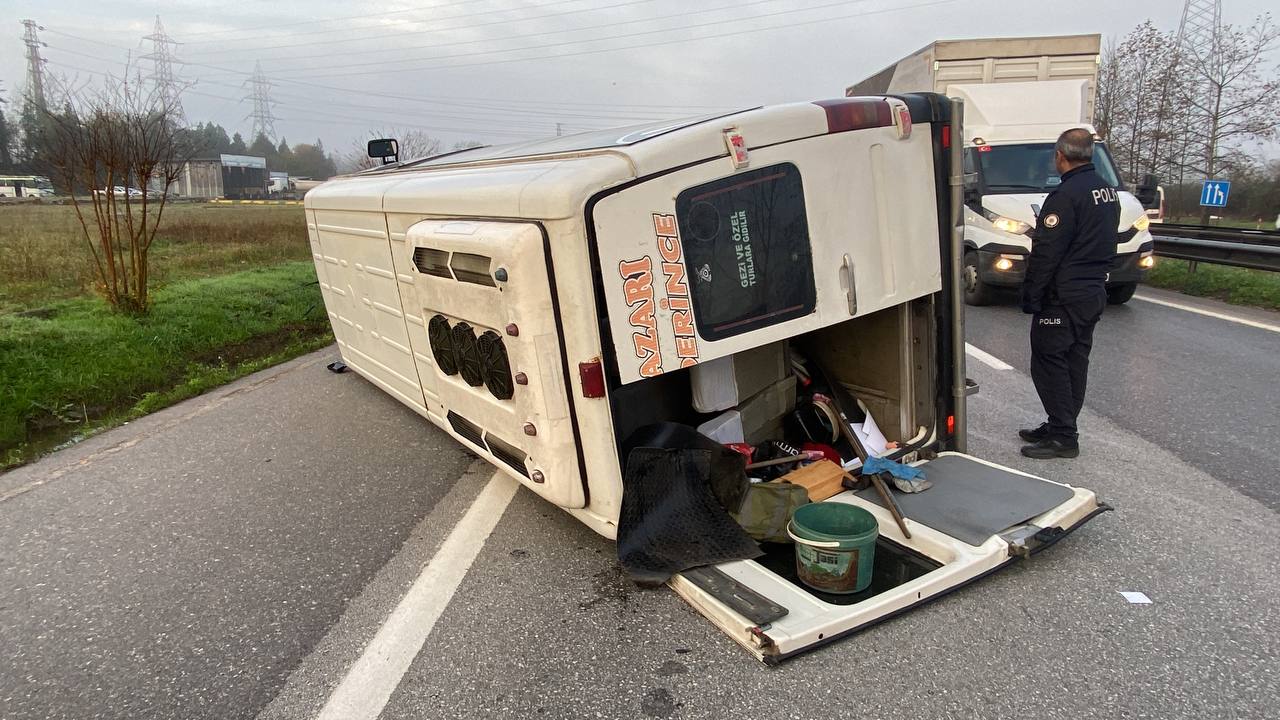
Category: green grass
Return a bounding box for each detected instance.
[1164,216,1276,230]
[0,204,309,312]
[0,261,333,468]
[1145,259,1280,311]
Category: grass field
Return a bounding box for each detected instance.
[1145,259,1280,311]
[0,204,332,469]
[0,203,311,312]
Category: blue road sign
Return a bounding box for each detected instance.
[1200,180,1231,207]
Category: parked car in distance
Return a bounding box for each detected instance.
[96,186,145,198]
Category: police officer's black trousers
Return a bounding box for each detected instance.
[1029,295,1106,443]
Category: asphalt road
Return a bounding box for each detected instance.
[0,357,475,720]
[966,286,1280,511]
[2,289,1278,719]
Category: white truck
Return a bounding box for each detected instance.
[305,94,1108,662]
[848,35,1157,305]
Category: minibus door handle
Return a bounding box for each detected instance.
[840,254,857,316]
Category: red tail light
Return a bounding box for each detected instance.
[579,358,605,398]
[946,414,956,435]
[942,125,951,148]
[813,98,893,134]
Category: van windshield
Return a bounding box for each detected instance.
[976,142,1123,194]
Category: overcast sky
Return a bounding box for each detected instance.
[1,0,1275,159]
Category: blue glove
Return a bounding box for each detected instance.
[863,455,931,493]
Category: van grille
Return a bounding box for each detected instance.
[447,411,485,449]
[484,433,530,478]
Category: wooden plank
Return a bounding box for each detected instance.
[773,460,848,502]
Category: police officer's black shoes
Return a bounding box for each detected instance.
[1020,438,1080,459]
[1018,423,1050,442]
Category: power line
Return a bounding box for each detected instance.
[43,27,135,50]
[184,0,663,57]
[271,0,948,80]
[173,0,919,82]
[190,0,775,68]
[32,1,941,144]
[240,82,683,123]
[273,109,547,138]
[181,0,496,41]
[39,63,560,139]
[42,36,728,117]
[43,51,692,136]
[264,88,611,132]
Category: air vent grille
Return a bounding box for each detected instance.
[451,252,497,287]
[447,411,485,449]
[411,247,496,287]
[413,248,452,278]
[484,433,530,478]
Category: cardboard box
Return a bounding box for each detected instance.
[690,342,789,413]
[738,375,798,444]
[697,410,745,444]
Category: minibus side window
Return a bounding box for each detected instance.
[675,163,816,341]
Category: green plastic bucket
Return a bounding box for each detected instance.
[788,502,879,594]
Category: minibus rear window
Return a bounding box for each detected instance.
[676,163,816,341]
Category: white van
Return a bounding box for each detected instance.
[305,95,1107,662]
[954,81,1156,306]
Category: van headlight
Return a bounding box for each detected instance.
[1133,215,1151,232]
[981,208,1031,235]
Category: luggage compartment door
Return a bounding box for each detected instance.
[670,453,1106,663]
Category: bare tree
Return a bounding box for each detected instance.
[342,129,444,172]
[1178,14,1280,220]
[38,68,194,313]
[1096,23,1187,183]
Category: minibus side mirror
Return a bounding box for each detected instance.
[1135,173,1159,208]
[368,138,399,165]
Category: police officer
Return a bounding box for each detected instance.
[1019,128,1119,459]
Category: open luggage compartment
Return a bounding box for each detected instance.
[669,454,1105,663]
[611,302,1107,663]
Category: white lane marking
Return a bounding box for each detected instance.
[316,472,519,720]
[965,342,1014,371]
[1133,293,1280,334]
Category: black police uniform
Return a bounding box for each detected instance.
[1021,162,1119,446]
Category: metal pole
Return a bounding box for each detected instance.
[948,98,968,452]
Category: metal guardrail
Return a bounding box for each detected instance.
[1150,223,1280,272]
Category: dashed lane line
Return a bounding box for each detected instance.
[965,342,1014,371]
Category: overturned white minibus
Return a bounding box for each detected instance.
[305,94,1107,662]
